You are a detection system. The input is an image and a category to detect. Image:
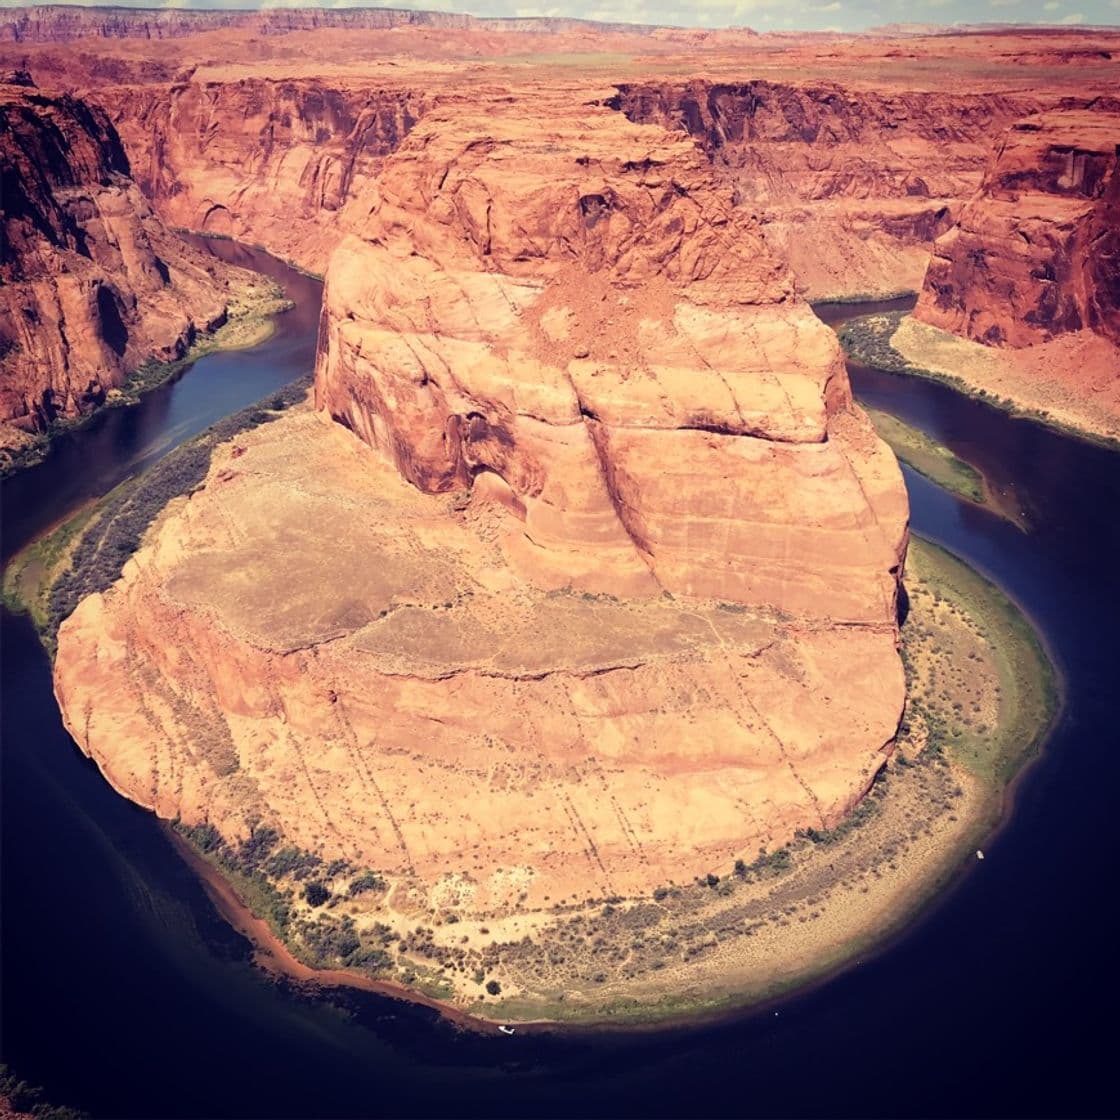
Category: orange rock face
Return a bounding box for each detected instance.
[916,105,1120,348]
[318,88,908,620]
[87,74,1044,299]
[97,80,429,274]
[607,80,1042,298]
[0,74,259,447]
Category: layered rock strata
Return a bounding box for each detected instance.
[915,106,1120,348]
[0,5,682,43]
[608,81,1044,299]
[55,91,910,915]
[0,76,262,447]
[98,80,429,274]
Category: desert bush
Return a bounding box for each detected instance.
[304,881,330,907]
[348,870,386,897]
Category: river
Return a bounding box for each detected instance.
[2,253,1117,1118]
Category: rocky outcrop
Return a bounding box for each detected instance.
[915,106,1120,348]
[607,81,1044,298]
[318,90,909,619]
[0,77,261,448]
[95,80,428,275]
[54,88,909,919]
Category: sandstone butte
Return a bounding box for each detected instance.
[0,72,268,462]
[53,85,911,916]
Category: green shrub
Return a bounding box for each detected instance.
[304,881,330,907]
[348,870,386,897]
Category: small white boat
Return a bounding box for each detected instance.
[498,1025,516,1035]
[976,849,985,860]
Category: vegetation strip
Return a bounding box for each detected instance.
[839,312,1120,452]
[865,406,984,504]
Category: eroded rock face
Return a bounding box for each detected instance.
[81,75,1042,297]
[915,105,1120,348]
[97,80,429,274]
[53,88,910,917]
[607,80,1043,299]
[317,91,909,620]
[0,78,255,444]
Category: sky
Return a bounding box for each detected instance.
[1,0,1118,34]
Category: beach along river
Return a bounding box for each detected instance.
[2,256,1117,1117]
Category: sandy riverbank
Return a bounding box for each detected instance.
[840,312,1120,449]
[164,828,513,1035]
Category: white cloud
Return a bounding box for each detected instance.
[1042,1,1061,7]
[1057,9,1085,19]
[988,0,1019,7]
[815,1,842,10]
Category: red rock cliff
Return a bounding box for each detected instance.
[95,79,428,274]
[607,81,1044,298]
[316,87,909,622]
[0,75,260,452]
[915,105,1120,348]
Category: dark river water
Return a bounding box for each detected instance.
[2,264,1118,1118]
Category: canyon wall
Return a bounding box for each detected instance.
[95,80,428,274]
[608,81,1045,299]
[86,75,1046,296]
[0,5,683,42]
[915,105,1120,348]
[0,74,260,452]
